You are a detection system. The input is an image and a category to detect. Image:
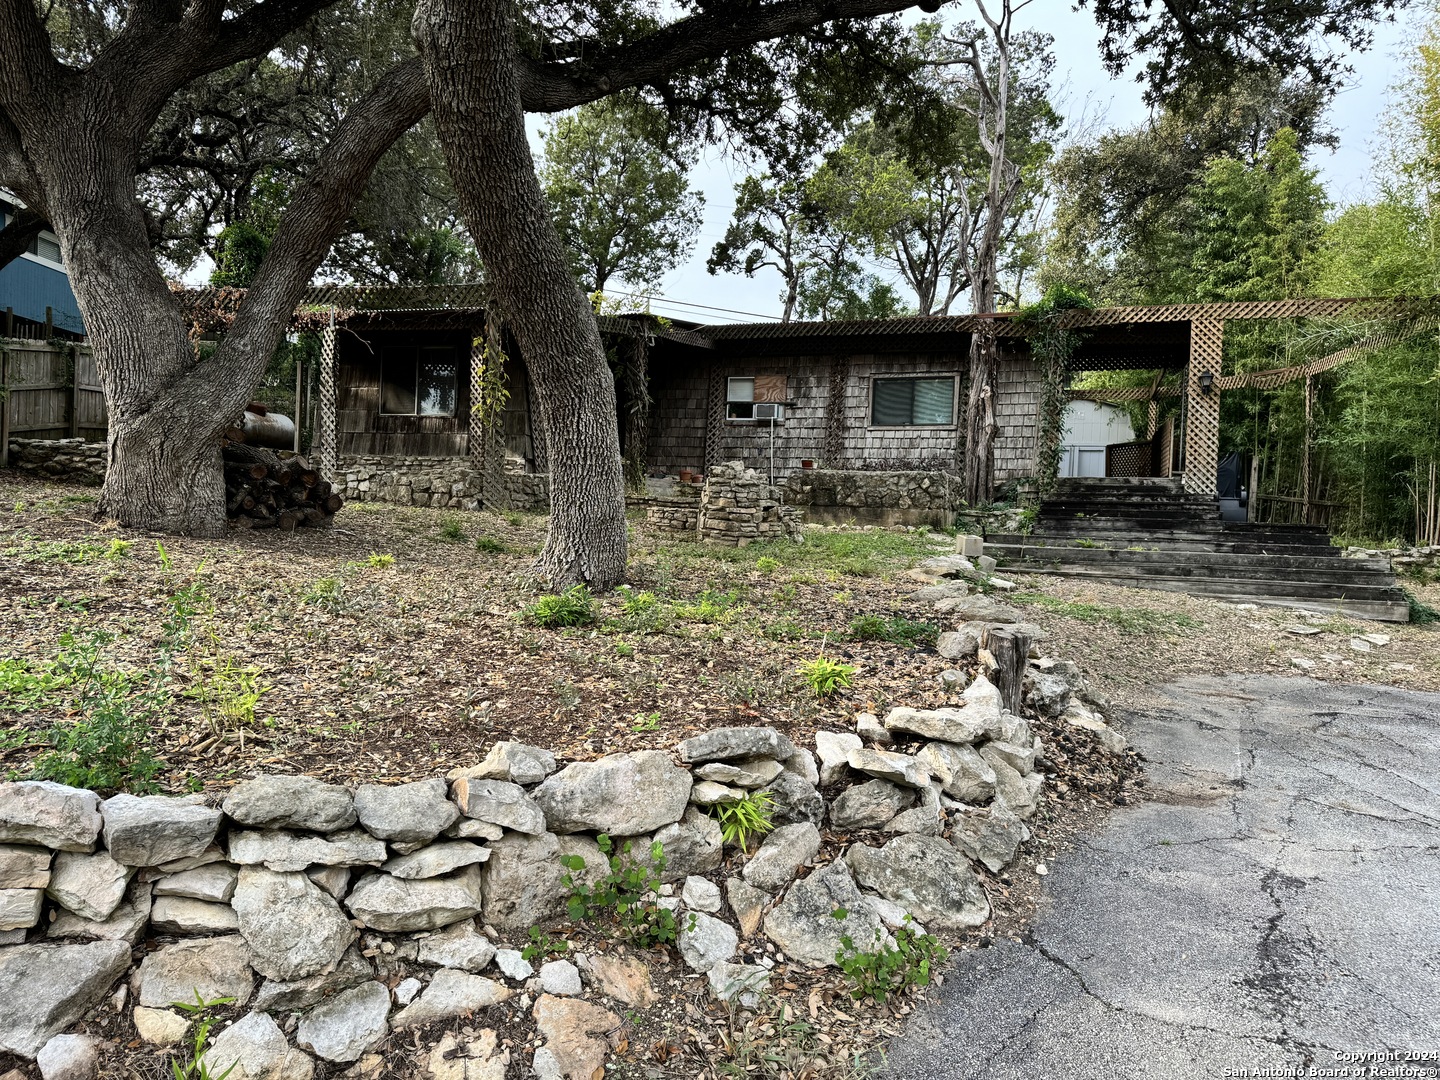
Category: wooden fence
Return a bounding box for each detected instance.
[0,338,106,466]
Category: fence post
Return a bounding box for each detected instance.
[1,347,9,468]
[68,343,80,438]
[4,307,12,337]
[44,306,53,339]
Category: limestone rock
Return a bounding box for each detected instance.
[132,1007,188,1047]
[855,713,893,746]
[137,937,255,1009]
[915,741,997,803]
[36,1033,98,1080]
[296,980,390,1063]
[446,817,504,842]
[155,862,238,904]
[251,947,373,1013]
[648,807,723,883]
[353,780,458,845]
[707,962,771,1007]
[935,627,981,661]
[450,779,546,835]
[883,784,944,836]
[780,747,820,786]
[392,969,513,1028]
[394,978,421,1005]
[494,949,533,981]
[540,960,582,996]
[101,794,221,867]
[578,954,655,1009]
[0,888,42,931]
[938,595,1022,623]
[532,994,621,1080]
[449,742,558,786]
[532,751,691,836]
[200,1011,313,1080]
[151,895,240,934]
[677,727,796,765]
[689,780,747,806]
[981,740,1035,776]
[233,868,357,981]
[1065,712,1127,754]
[762,861,891,969]
[988,756,1043,819]
[828,779,913,831]
[222,776,356,833]
[681,875,721,912]
[881,706,989,745]
[725,877,768,937]
[0,940,131,1058]
[814,732,861,787]
[742,823,820,893]
[0,782,102,852]
[1026,671,1075,718]
[227,829,387,873]
[48,879,151,944]
[554,835,609,893]
[678,911,737,973]
[937,668,970,693]
[46,851,133,922]
[303,866,349,900]
[949,802,1025,872]
[416,920,495,972]
[846,834,989,930]
[694,758,783,788]
[758,770,824,827]
[424,1031,509,1080]
[346,865,483,933]
[0,844,52,889]
[845,748,930,789]
[480,832,568,933]
[382,841,490,880]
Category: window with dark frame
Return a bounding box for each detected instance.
[727,375,787,421]
[381,346,458,417]
[870,376,956,426]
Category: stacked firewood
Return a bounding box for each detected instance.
[222,440,343,530]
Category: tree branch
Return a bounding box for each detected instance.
[0,205,44,273]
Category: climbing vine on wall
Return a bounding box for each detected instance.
[1016,284,1095,495]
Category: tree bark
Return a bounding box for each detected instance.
[415,0,628,590]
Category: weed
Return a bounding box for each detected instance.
[1012,592,1202,634]
[761,618,804,642]
[673,588,742,623]
[798,653,855,697]
[755,556,780,573]
[474,536,506,554]
[365,552,395,568]
[561,835,691,947]
[5,539,114,564]
[833,913,947,1003]
[631,710,661,731]
[504,511,524,527]
[614,642,636,658]
[1073,538,1101,549]
[106,538,133,560]
[709,790,775,851]
[523,586,598,628]
[184,654,268,732]
[848,614,939,648]
[301,576,346,610]
[168,991,238,1080]
[438,517,468,543]
[1406,587,1440,624]
[612,588,666,633]
[521,926,569,964]
[552,680,582,710]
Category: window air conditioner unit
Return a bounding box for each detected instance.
[754,402,784,420]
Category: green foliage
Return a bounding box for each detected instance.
[560,835,689,947]
[631,710,661,731]
[710,790,775,851]
[1017,284,1095,493]
[524,586,598,628]
[521,926,569,964]
[762,618,804,642]
[673,588,742,623]
[5,539,120,564]
[169,991,238,1080]
[1405,588,1440,624]
[847,614,938,648]
[184,654,268,732]
[474,536,506,554]
[365,552,395,568]
[438,517,468,543]
[798,654,855,697]
[833,914,947,1003]
[1012,591,1202,633]
[301,577,345,610]
[755,556,781,573]
[504,512,525,527]
[209,221,270,288]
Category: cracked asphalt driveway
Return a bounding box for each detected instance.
[883,675,1440,1080]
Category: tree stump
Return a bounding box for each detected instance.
[984,626,1030,716]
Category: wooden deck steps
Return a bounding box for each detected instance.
[987,478,1410,623]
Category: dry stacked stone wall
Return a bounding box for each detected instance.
[336,456,550,512]
[784,468,964,513]
[697,460,801,546]
[6,439,106,486]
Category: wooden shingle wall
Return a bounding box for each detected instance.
[335,328,474,458]
[647,366,712,471]
[840,354,965,470]
[707,357,829,475]
[993,352,1042,481]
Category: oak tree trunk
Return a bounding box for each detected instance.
[414,0,628,590]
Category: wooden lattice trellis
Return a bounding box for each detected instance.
[1183,318,1224,496]
[316,317,337,479]
[704,365,726,469]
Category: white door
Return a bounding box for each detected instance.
[1076,448,1106,477]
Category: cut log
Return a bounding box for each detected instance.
[221,440,341,529]
[983,627,1030,716]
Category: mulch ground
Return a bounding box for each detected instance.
[6,471,1422,1079]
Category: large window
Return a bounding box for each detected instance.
[870,376,955,426]
[382,346,458,416]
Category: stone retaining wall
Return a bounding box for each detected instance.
[646,501,700,533]
[336,456,550,512]
[1346,543,1440,573]
[5,439,106,486]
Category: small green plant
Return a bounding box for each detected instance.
[1405,587,1440,624]
[833,912,947,1003]
[504,511,524,527]
[1073,538,1101,549]
[710,790,775,852]
[185,654,268,732]
[798,653,855,697]
[474,536,506,554]
[524,585,598,628]
[848,614,939,648]
[1012,591,1202,634]
[614,642,636,658]
[301,576,345,610]
[105,538,133,560]
[521,926,569,963]
[673,588,742,623]
[438,517,468,543]
[612,588,667,633]
[169,991,238,1080]
[560,835,689,947]
[755,556,780,573]
[761,618,804,642]
[365,552,395,568]
[631,710,661,731]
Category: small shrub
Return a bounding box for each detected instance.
[848,614,939,648]
[1406,587,1440,624]
[106,538,133,560]
[524,586,598,628]
[504,511,524,527]
[438,517,468,543]
[798,654,855,697]
[561,835,689,947]
[833,913,947,1003]
[365,552,395,568]
[673,588,742,624]
[710,790,775,851]
[614,642,636,658]
[301,576,345,610]
[474,536,506,554]
[755,556,781,573]
[185,654,268,732]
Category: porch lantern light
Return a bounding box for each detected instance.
[1198,370,1215,393]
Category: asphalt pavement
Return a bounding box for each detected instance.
[882,675,1440,1080]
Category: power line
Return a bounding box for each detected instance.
[615,291,783,322]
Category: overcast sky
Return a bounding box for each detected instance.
[573,3,1412,325]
